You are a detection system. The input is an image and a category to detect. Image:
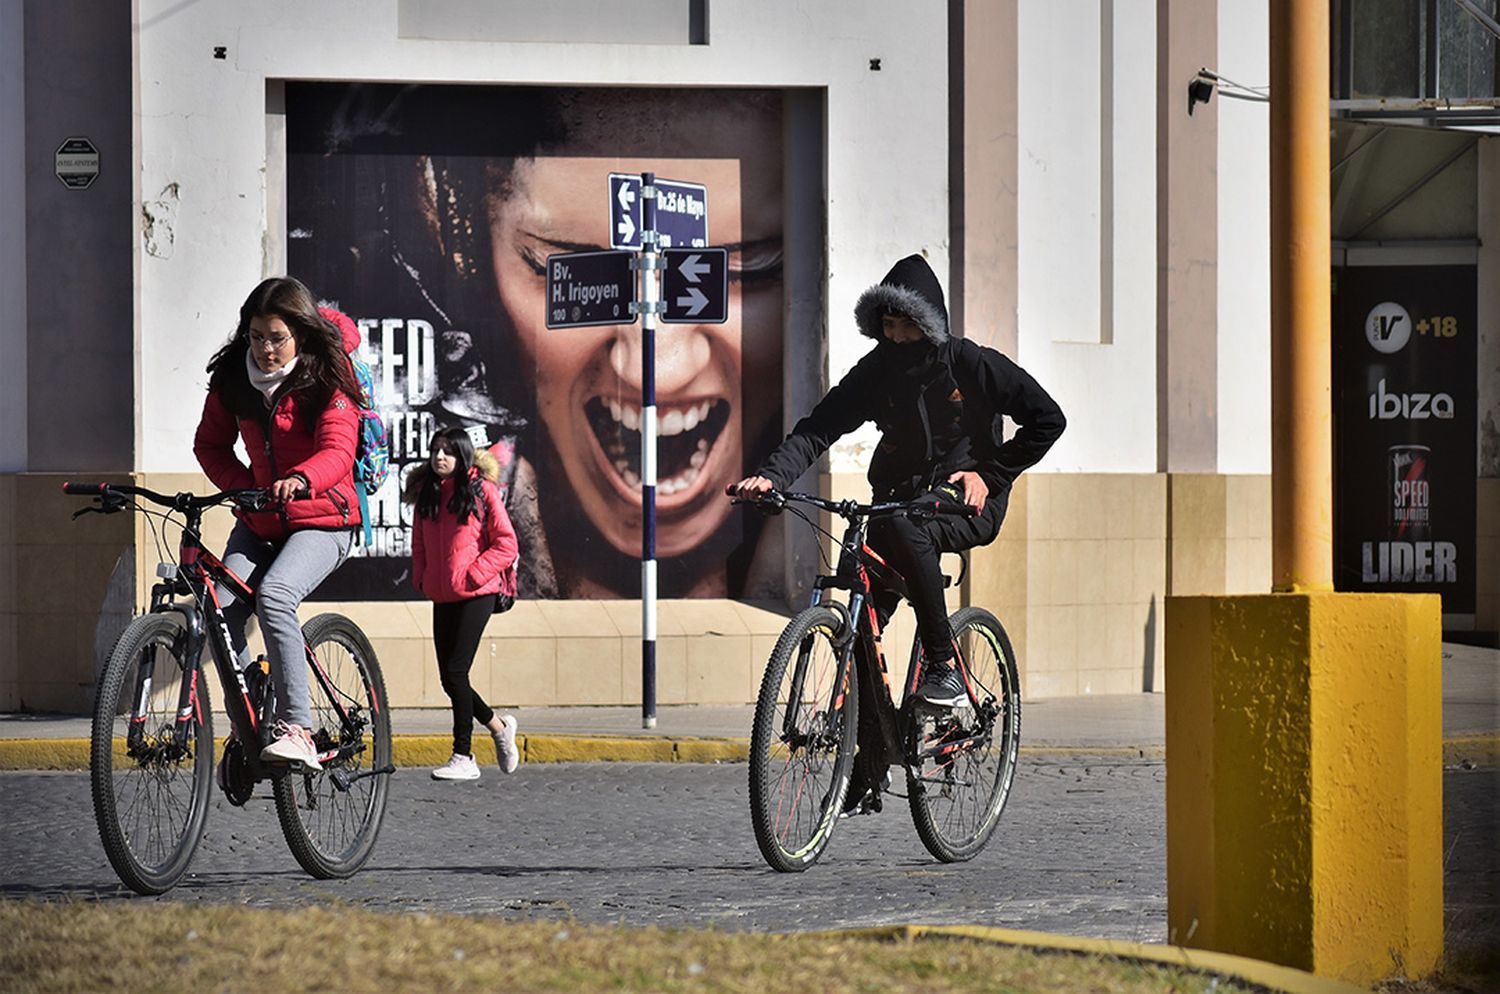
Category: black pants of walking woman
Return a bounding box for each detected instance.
[432,594,498,757]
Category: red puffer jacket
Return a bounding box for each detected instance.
[409,455,519,604]
[192,309,363,542]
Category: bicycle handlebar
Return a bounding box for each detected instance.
[63,481,271,513]
[729,488,977,520]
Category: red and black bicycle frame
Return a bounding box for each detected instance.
[801,513,995,772]
[138,505,366,778]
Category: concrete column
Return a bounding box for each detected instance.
[1268,0,1332,590]
[948,0,1018,359]
[23,1,135,472]
[1156,0,1218,474]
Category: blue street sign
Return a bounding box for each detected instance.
[609,173,709,250]
[545,250,638,329]
[661,248,729,324]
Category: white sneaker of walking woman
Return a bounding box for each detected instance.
[432,753,481,780]
[260,720,323,771]
[491,714,520,774]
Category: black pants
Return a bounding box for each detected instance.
[432,595,498,756]
[865,483,1008,664]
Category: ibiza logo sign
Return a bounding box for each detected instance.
[1365,301,1411,354]
[1367,379,1455,420]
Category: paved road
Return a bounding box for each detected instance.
[1,759,1494,956]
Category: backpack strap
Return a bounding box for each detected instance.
[356,480,373,545]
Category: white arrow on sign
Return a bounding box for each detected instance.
[675,287,709,317]
[616,182,636,242]
[676,253,710,283]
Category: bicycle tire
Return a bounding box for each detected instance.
[748,605,858,872]
[907,606,1021,862]
[273,613,391,879]
[90,613,214,895]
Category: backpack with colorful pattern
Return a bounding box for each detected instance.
[348,353,389,545]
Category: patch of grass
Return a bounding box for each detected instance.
[0,898,1263,994]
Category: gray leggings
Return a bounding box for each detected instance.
[217,522,353,728]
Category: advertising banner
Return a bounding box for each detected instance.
[1332,265,1477,614]
[285,83,787,601]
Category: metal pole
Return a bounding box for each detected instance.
[1270,0,1333,591]
[640,172,659,728]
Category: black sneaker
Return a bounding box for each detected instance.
[840,770,889,817]
[915,663,967,708]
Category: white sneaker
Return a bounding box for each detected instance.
[431,753,481,781]
[491,715,520,774]
[260,721,323,771]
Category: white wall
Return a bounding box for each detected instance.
[1017,0,1158,474]
[135,0,949,474]
[0,1,26,471]
[1216,0,1272,475]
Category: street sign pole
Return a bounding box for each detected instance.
[640,173,659,730]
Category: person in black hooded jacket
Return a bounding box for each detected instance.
[728,253,1065,717]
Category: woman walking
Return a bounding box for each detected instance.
[407,426,522,780]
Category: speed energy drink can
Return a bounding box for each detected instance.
[1387,444,1431,541]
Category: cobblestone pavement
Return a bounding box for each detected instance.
[1,760,1494,956]
[0,757,1167,940]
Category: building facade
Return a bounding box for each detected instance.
[2,0,1496,713]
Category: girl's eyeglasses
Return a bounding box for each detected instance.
[249,333,294,351]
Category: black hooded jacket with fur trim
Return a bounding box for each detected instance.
[758,255,1066,499]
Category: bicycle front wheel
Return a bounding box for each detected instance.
[748,605,857,872]
[274,613,392,879]
[908,606,1021,862]
[90,613,214,895]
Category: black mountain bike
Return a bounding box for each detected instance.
[66,482,394,895]
[739,489,1021,872]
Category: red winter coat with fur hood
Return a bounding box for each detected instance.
[193,307,363,542]
[407,448,520,603]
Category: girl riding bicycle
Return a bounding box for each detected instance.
[193,276,365,770]
[405,426,522,781]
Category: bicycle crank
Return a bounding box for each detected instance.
[329,764,396,793]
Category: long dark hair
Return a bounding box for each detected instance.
[410,427,483,523]
[205,276,366,418]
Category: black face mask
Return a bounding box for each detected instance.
[882,338,935,372]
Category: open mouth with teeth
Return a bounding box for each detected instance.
[585,396,730,499]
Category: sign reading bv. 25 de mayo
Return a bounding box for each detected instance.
[608,173,708,250]
[545,250,638,329]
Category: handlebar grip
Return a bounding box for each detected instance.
[916,498,977,518]
[62,482,109,495]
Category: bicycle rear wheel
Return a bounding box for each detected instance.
[908,606,1021,862]
[273,613,391,879]
[90,613,214,895]
[748,606,858,872]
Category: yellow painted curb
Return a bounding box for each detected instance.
[0,733,1491,772]
[842,925,1372,994]
[0,734,755,770]
[1443,733,1500,767]
[0,739,92,771]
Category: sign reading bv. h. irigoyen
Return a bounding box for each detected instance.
[1333,265,1476,615]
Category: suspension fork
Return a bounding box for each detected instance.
[160,600,208,752]
[780,593,859,741]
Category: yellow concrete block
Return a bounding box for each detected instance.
[1165,591,1443,986]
